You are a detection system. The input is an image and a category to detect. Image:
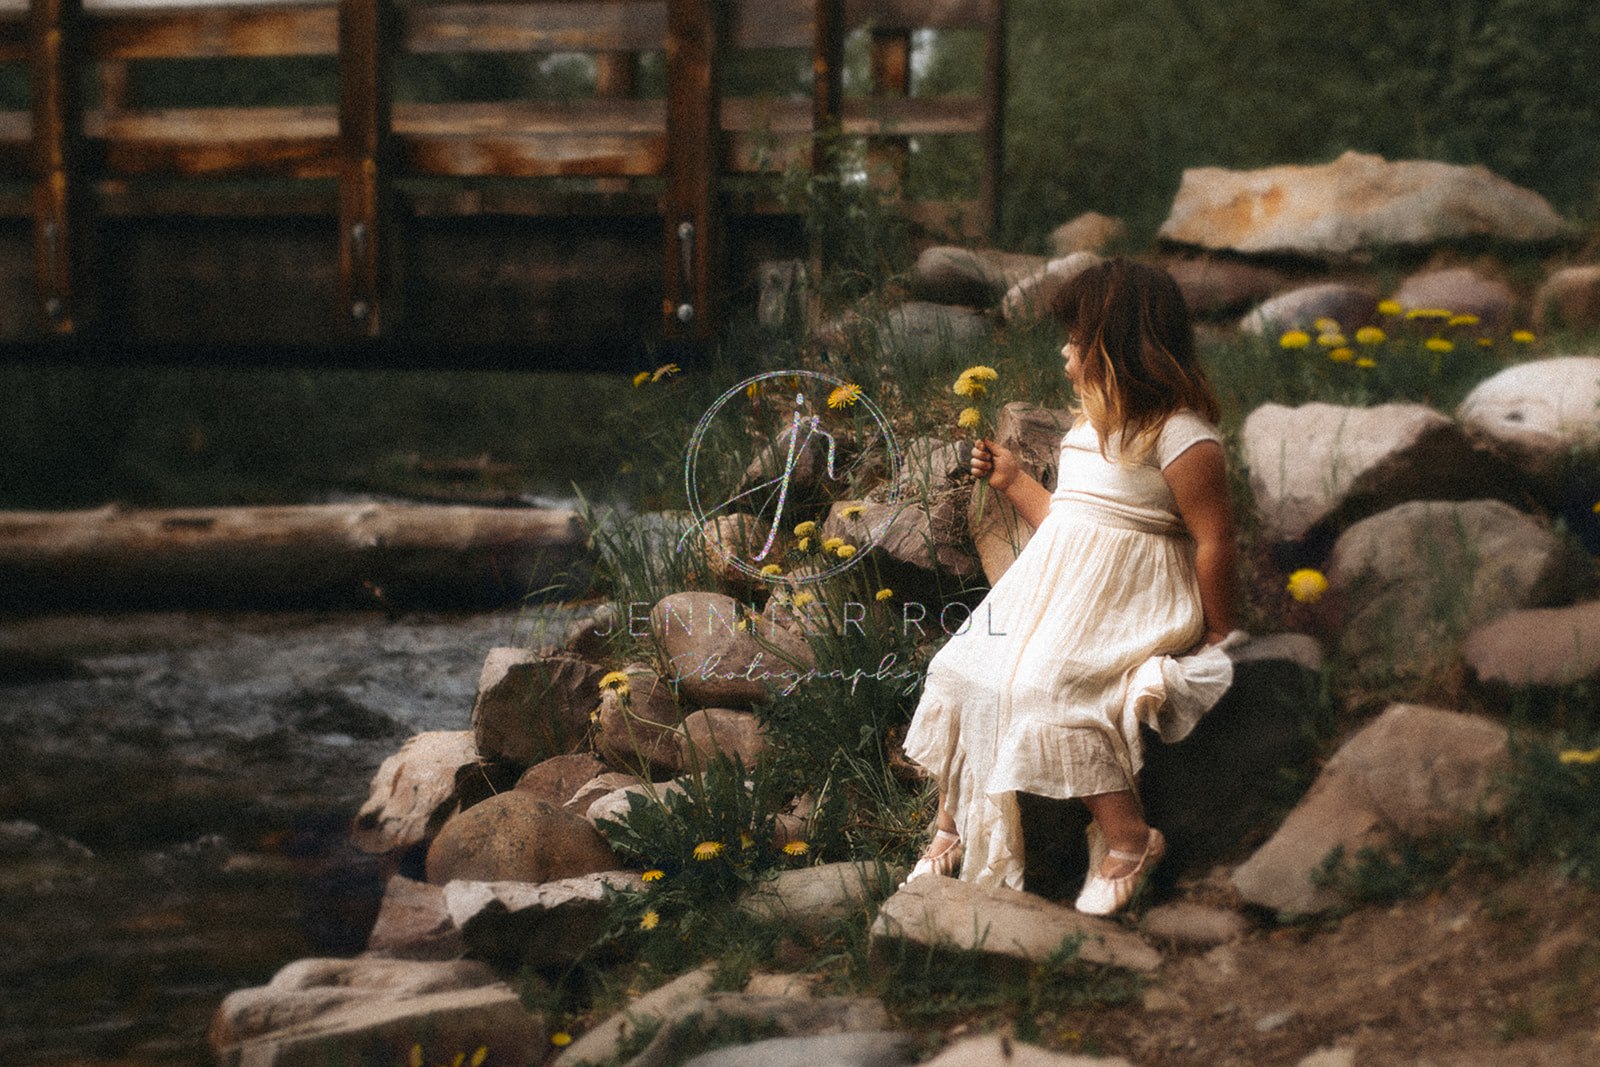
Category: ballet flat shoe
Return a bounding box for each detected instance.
[1074,827,1164,917]
[904,828,962,885]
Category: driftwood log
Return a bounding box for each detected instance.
[0,503,590,612]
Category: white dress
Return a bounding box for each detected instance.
[902,410,1236,890]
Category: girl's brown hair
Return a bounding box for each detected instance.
[1048,257,1220,460]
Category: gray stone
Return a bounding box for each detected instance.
[698,513,775,591]
[1140,902,1249,948]
[1463,601,1600,691]
[920,1034,1137,1066]
[1242,402,1519,547]
[816,495,981,600]
[1457,356,1600,496]
[1158,151,1574,256]
[1392,267,1517,330]
[1327,500,1593,681]
[1297,1049,1357,1067]
[1000,252,1103,322]
[350,730,518,856]
[912,246,1045,307]
[586,779,687,827]
[210,958,542,1067]
[425,792,617,885]
[516,753,608,807]
[1164,257,1290,318]
[1240,282,1379,336]
[1050,212,1125,257]
[471,648,603,765]
[620,993,892,1067]
[652,592,815,708]
[595,667,685,777]
[869,876,1161,973]
[443,871,644,968]
[1535,264,1600,333]
[565,771,645,815]
[1231,704,1509,916]
[364,875,465,961]
[679,708,767,769]
[551,967,715,1067]
[564,605,619,661]
[682,1030,913,1067]
[740,860,897,933]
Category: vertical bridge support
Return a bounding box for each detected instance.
[338,0,395,338]
[30,0,86,336]
[663,0,723,343]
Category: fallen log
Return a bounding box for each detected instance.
[0,503,592,613]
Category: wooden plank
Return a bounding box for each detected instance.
[396,99,665,136]
[87,106,340,176]
[845,0,989,30]
[723,96,986,136]
[407,2,666,54]
[0,110,27,174]
[31,0,87,335]
[663,0,721,341]
[89,5,335,59]
[338,0,392,336]
[731,0,809,49]
[867,26,911,192]
[402,133,666,178]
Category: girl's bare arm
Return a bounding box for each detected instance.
[1162,440,1237,645]
[970,439,1052,529]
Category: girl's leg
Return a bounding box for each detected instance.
[1081,789,1151,877]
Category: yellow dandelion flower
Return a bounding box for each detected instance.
[875,587,894,601]
[736,617,749,631]
[1512,329,1536,344]
[794,520,817,538]
[1424,337,1454,353]
[598,670,631,694]
[962,365,998,382]
[791,590,816,609]
[1355,326,1386,345]
[1478,337,1495,347]
[827,382,863,409]
[411,1044,425,1067]
[739,830,755,849]
[692,840,724,861]
[551,1032,573,1047]
[745,380,760,400]
[1328,347,1355,363]
[841,504,865,520]
[782,840,810,856]
[1279,330,1311,350]
[1286,568,1329,604]
[760,563,782,576]
[797,536,811,551]
[835,544,857,559]
[470,1047,488,1067]
[1355,356,1377,369]
[651,362,680,381]
[589,707,601,723]
[632,370,651,388]
[1317,332,1348,348]
[640,909,660,930]
[1404,307,1453,321]
[952,377,987,398]
[1312,317,1341,334]
[1558,747,1600,765]
[1592,499,1600,514]
[821,536,844,552]
[641,868,665,882]
[1448,313,1480,327]
[957,406,982,429]
[1377,299,1403,316]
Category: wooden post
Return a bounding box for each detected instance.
[663,0,722,342]
[867,26,911,197]
[594,51,639,195]
[981,0,1008,237]
[30,0,86,336]
[812,0,842,172]
[338,0,395,338]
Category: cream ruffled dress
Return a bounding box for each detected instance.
[902,410,1239,891]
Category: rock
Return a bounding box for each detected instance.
[564,604,619,661]
[893,436,971,496]
[210,958,542,1067]
[1050,212,1125,256]
[1534,264,1600,332]
[1326,500,1593,680]
[818,301,991,359]
[618,992,892,1067]
[1000,252,1102,321]
[1157,151,1574,257]
[652,592,815,708]
[1297,1048,1357,1067]
[351,731,517,856]
[443,871,643,968]
[758,258,809,331]
[515,753,608,807]
[565,771,645,816]
[921,1034,1137,1066]
[585,778,687,827]
[425,792,617,885]
[551,967,715,1067]
[471,648,604,765]
[696,513,775,589]
[738,435,831,510]
[1457,357,1600,497]
[912,246,1045,307]
[1140,903,1249,948]
[970,403,1071,583]
[1231,704,1509,916]
[1391,267,1516,330]
[1022,633,1325,902]
[870,876,1161,973]
[1463,601,1600,691]
[682,1031,914,1067]
[821,494,981,600]
[679,707,767,769]
[364,875,466,961]
[1240,282,1379,335]
[743,972,818,998]
[1241,402,1521,550]
[1163,257,1290,318]
[740,861,895,933]
[594,666,685,777]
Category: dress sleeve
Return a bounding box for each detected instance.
[1154,410,1223,470]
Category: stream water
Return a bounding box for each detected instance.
[0,606,579,1065]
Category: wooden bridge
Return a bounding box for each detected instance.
[2,0,1006,366]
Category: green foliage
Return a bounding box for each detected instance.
[1311,837,1464,908]
[1500,731,1600,887]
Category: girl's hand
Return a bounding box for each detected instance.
[970,438,1020,491]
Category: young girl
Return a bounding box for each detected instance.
[901,257,1240,916]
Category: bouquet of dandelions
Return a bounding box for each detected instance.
[953,364,1000,523]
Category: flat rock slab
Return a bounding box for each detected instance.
[1457,356,1600,495]
[921,1034,1137,1066]
[553,967,714,1067]
[682,1030,914,1067]
[1464,600,1600,690]
[444,870,644,968]
[621,993,893,1067]
[1140,902,1249,948]
[740,860,900,933]
[869,876,1162,973]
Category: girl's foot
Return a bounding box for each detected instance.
[1075,826,1164,917]
[904,828,962,884]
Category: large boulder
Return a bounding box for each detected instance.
[443,871,644,968]
[1239,282,1379,336]
[593,665,685,777]
[1326,500,1594,681]
[424,792,617,885]
[514,752,608,807]
[364,875,466,961]
[651,591,815,708]
[1456,357,1600,498]
[350,731,517,856]
[1463,601,1600,693]
[1241,402,1522,552]
[1391,267,1516,331]
[1157,151,1574,257]
[1231,704,1509,916]
[1050,212,1126,257]
[739,860,894,934]
[679,707,768,769]
[470,649,603,765]
[1162,257,1289,319]
[1000,252,1102,321]
[912,246,1046,307]
[1534,264,1600,333]
[209,958,542,1067]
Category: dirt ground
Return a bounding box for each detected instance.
[1049,866,1600,1066]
